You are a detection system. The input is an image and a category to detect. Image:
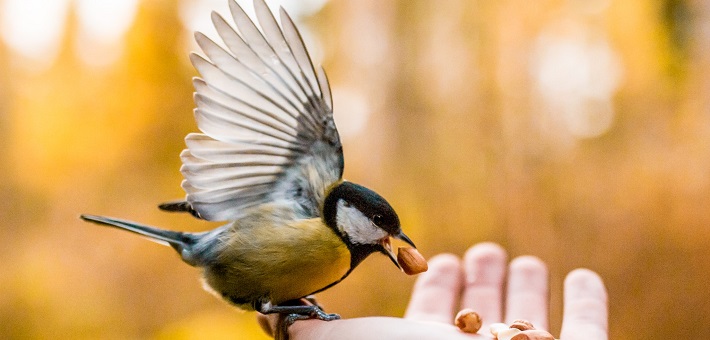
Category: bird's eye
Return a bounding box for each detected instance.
[342,201,351,207]
[372,214,383,226]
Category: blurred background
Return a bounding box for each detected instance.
[1,0,709,338]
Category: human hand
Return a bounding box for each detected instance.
[258,242,608,340]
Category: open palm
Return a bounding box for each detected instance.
[261,242,608,340]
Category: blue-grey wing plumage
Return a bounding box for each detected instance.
[178,0,342,221]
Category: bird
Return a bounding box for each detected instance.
[80,0,417,330]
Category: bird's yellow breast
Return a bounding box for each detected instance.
[202,212,351,309]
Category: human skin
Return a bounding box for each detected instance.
[259,242,608,340]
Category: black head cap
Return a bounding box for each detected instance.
[323,181,401,235]
[323,181,417,271]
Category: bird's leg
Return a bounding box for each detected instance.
[260,301,341,322]
[257,299,340,340]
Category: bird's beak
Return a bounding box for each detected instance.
[380,237,402,270]
[379,231,416,271]
[396,231,416,248]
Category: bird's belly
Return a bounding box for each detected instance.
[264,244,351,304]
[202,218,351,309]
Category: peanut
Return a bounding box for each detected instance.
[510,330,556,340]
[397,247,428,275]
[454,308,482,333]
[510,319,535,331]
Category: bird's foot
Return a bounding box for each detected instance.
[258,300,340,340]
[279,307,339,340]
[283,307,340,326]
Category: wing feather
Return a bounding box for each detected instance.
[228,1,303,97]
[228,1,323,134]
[253,1,304,89]
[208,13,322,137]
[316,66,333,111]
[177,0,342,221]
[194,106,299,144]
[185,182,273,204]
[278,8,322,102]
[181,146,290,173]
[194,94,296,138]
[192,79,301,136]
[194,33,303,123]
[190,53,301,125]
[185,133,294,158]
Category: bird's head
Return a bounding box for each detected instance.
[323,181,415,270]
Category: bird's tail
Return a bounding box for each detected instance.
[80,214,194,256]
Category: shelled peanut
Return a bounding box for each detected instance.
[397,247,428,275]
[510,319,535,331]
[489,320,557,340]
[454,309,482,333]
[455,314,558,340]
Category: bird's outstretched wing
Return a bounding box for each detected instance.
[165,0,343,221]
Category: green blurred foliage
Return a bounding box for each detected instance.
[1,0,709,339]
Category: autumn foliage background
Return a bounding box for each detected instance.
[1,0,709,339]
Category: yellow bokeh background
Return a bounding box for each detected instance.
[1,0,709,339]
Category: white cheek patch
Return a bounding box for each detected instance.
[336,199,388,245]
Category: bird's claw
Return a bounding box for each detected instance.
[282,305,340,328]
[271,304,340,340]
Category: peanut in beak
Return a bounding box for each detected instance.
[396,246,428,275]
[380,237,402,270]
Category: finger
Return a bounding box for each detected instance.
[461,242,507,329]
[560,269,608,340]
[504,256,549,330]
[404,253,462,323]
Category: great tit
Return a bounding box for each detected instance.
[81,0,416,328]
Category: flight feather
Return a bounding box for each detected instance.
[177,0,343,221]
